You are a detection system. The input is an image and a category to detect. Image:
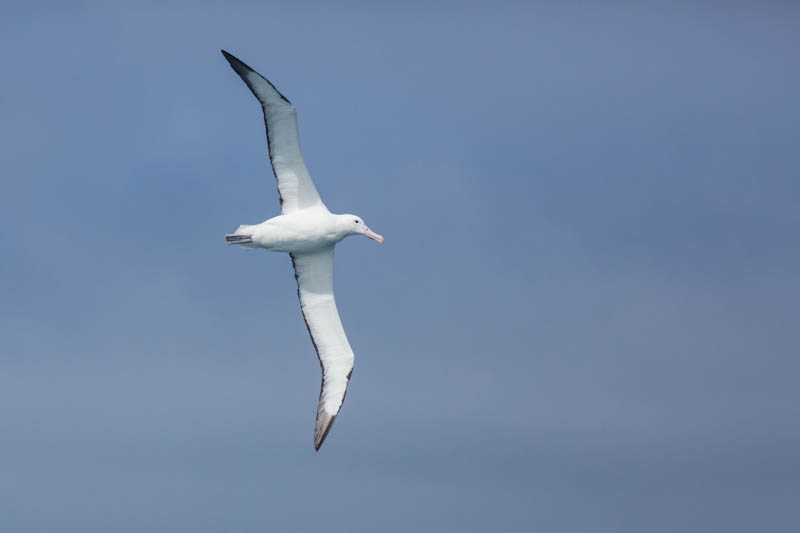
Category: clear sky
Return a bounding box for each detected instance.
[2,1,799,531]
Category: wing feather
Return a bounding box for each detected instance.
[290,247,354,451]
[222,50,324,213]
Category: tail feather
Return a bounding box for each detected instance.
[225,233,254,244]
[226,224,255,246]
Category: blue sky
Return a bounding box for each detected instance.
[1,1,799,531]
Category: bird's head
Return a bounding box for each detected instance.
[340,214,384,244]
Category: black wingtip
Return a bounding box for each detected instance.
[314,411,337,451]
[219,49,292,105]
[220,49,237,64]
[220,49,250,72]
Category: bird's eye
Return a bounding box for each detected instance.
[355,220,360,224]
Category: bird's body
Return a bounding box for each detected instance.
[220,50,382,451]
[233,208,367,253]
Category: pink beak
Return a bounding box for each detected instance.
[363,227,384,244]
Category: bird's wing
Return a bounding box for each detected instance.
[290,247,354,451]
[222,50,324,214]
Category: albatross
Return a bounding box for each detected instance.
[220,50,383,451]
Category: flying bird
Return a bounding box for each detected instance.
[220,50,384,451]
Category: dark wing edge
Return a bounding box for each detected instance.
[290,252,354,452]
[220,50,292,104]
[220,49,292,208]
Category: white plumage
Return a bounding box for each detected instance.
[221,50,383,451]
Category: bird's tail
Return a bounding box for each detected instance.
[225,225,255,248]
[225,233,253,244]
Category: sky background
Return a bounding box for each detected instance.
[1,1,799,531]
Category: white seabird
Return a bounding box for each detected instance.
[221,50,383,451]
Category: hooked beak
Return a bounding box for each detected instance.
[363,226,384,244]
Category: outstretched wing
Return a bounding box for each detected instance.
[290,247,354,451]
[222,50,324,214]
